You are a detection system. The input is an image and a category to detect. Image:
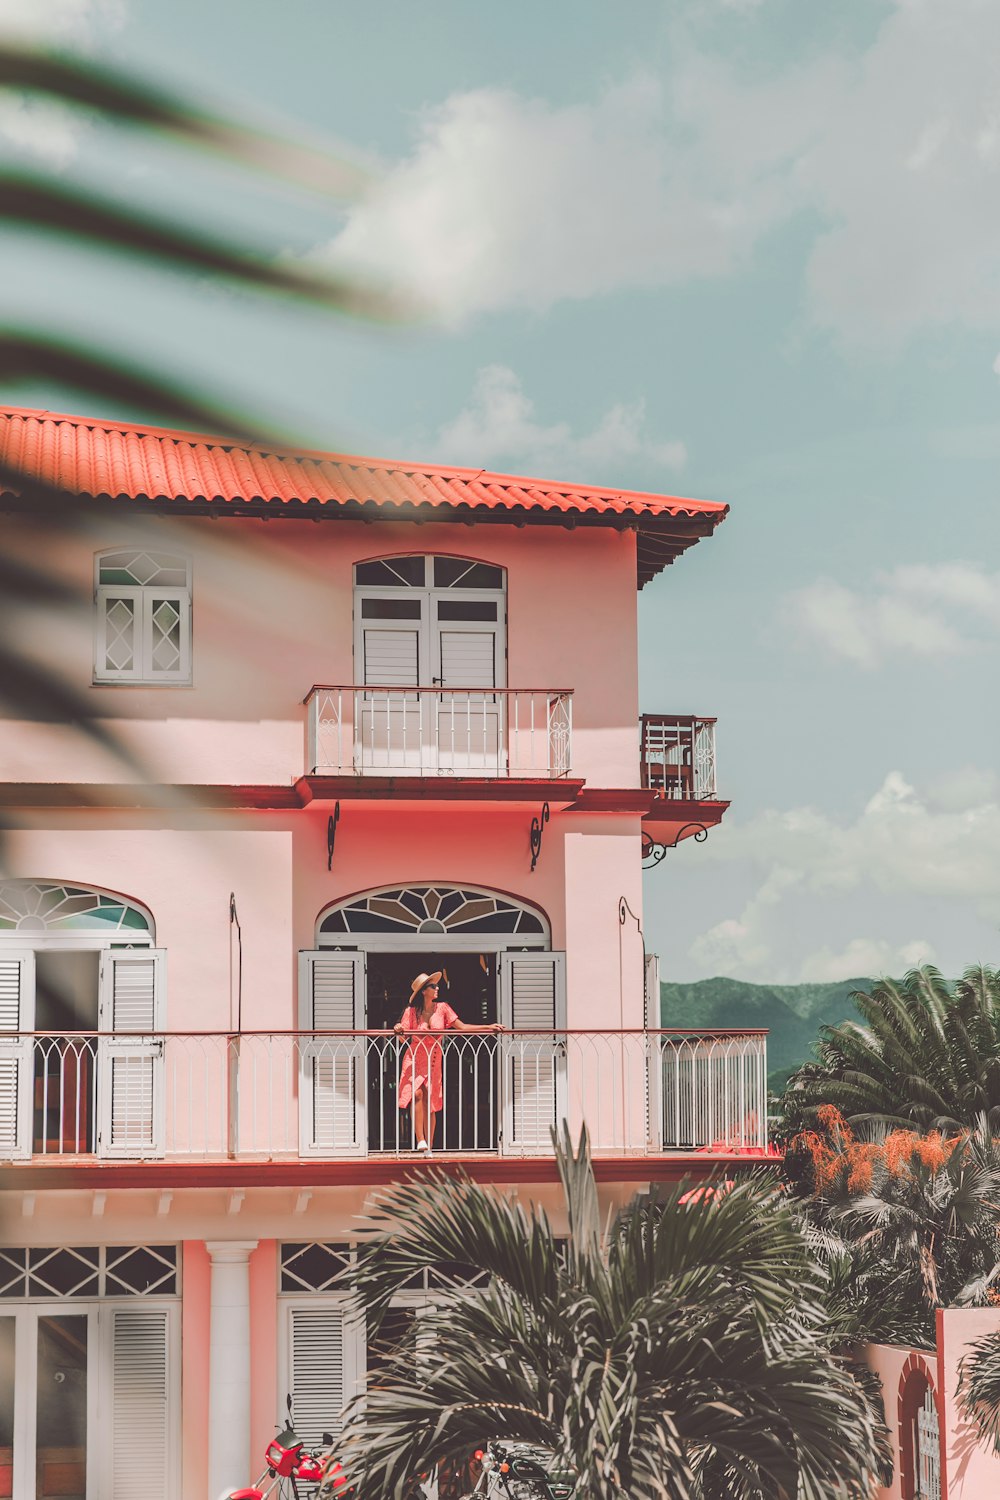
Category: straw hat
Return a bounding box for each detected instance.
[409,970,442,1001]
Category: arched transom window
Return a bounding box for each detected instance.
[0,881,152,936]
[319,885,546,942]
[95,547,192,684]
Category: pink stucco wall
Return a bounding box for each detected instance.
[182,1240,211,1500]
[0,514,641,788]
[249,1240,279,1479]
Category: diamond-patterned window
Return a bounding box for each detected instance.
[280,1243,353,1293]
[95,549,191,684]
[0,1245,177,1299]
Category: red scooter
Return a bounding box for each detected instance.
[219,1398,348,1499]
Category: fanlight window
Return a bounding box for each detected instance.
[95,547,191,684]
[354,555,504,590]
[0,881,151,934]
[319,885,545,937]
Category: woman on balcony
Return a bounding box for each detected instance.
[394,971,501,1152]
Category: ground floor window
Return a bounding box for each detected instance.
[0,1245,178,1500]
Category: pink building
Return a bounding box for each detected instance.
[866,1311,1000,1500]
[0,407,767,1499]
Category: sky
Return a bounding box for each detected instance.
[1,0,998,987]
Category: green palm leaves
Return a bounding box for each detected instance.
[785,965,1000,1131]
[337,1127,882,1500]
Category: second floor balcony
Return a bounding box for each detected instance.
[306,685,574,780]
[7,1028,767,1165]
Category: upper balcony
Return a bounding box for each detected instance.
[305,685,574,781]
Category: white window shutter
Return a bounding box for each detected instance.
[102,1305,174,1500]
[143,589,191,683]
[287,1303,357,1447]
[298,951,366,1157]
[96,587,141,681]
[97,950,165,1159]
[0,951,34,1159]
[501,952,566,1155]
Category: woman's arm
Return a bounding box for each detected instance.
[448,1018,503,1033]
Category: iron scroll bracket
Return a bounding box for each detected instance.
[327,802,341,871]
[642,823,709,869]
[529,802,550,872]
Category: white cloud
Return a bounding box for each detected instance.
[432,365,686,479]
[797,937,936,985]
[686,769,1000,981]
[316,1,1000,343]
[786,562,1000,667]
[0,0,126,164]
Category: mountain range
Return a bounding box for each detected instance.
[659,976,872,1090]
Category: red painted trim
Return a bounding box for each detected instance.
[0,1151,777,1191]
[297,776,585,806]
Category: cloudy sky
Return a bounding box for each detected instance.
[3,0,998,986]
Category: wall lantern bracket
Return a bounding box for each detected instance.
[327,802,341,871]
[529,802,550,873]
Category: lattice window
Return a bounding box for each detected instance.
[354,556,504,591]
[0,1245,177,1298]
[0,881,151,934]
[319,886,546,937]
[95,548,191,684]
[280,1243,353,1293]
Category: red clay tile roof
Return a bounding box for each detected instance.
[0,407,728,587]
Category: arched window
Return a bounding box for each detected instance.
[0,880,153,938]
[318,884,547,946]
[94,547,191,684]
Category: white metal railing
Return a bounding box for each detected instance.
[304,685,573,778]
[13,1029,767,1161]
[640,714,717,799]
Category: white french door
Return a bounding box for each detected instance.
[354,580,506,773]
[0,1302,176,1500]
[0,951,34,1159]
[298,951,367,1157]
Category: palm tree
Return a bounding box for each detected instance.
[959,1328,1000,1455]
[782,965,1000,1132]
[335,1127,883,1500]
[789,1108,1000,1347]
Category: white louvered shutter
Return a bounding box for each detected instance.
[435,625,503,773]
[98,950,165,1159]
[363,628,419,686]
[501,952,566,1155]
[102,1305,174,1500]
[298,951,366,1157]
[359,624,424,770]
[0,951,34,1159]
[287,1303,358,1447]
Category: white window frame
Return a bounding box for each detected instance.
[94,550,192,686]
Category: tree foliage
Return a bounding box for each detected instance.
[782,965,1000,1133]
[335,1127,884,1500]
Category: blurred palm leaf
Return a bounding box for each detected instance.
[0,38,409,785]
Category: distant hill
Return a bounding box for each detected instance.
[660,976,872,1088]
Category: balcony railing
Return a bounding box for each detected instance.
[640,714,717,799]
[8,1029,766,1162]
[304,685,573,778]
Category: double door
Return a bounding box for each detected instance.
[0,1303,175,1499]
[355,585,505,773]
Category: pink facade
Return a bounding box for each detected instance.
[867,1312,1000,1500]
[0,410,755,1499]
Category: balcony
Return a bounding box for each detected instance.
[640,715,717,799]
[305,685,573,779]
[9,1029,767,1164]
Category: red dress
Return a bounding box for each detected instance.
[398,1002,459,1111]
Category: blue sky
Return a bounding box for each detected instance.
[3,0,998,985]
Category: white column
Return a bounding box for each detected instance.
[205,1239,258,1499]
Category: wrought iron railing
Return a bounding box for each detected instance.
[640,714,717,799]
[304,685,573,778]
[7,1029,766,1162]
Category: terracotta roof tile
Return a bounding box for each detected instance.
[0,407,728,586]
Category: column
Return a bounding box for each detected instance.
[205,1240,258,1498]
